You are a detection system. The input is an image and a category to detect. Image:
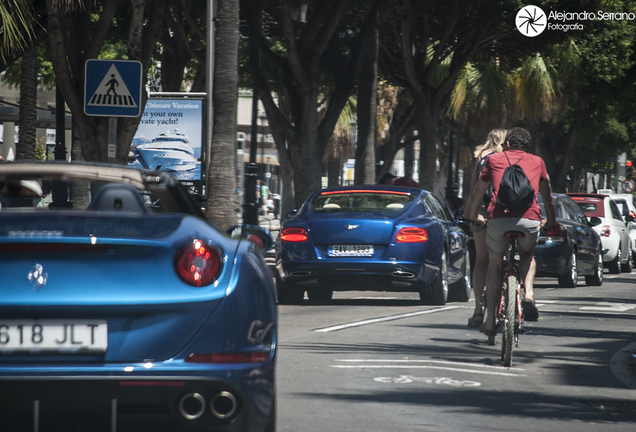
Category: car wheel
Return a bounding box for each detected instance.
[307,288,333,304]
[449,250,471,302]
[608,245,621,274]
[276,276,304,305]
[585,252,603,286]
[422,250,448,305]
[557,249,578,288]
[621,252,633,273]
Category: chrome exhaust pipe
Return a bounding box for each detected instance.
[210,391,237,419]
[178,392,206,420]
[290,270,311,277]
[392,270,416,279]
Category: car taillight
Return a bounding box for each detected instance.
[280,227,308,242]
[631,211,635,219]
[395,227,428,243]
[545,222,563,238]
[601,225,611,237]
[174,239,222,287]
[185,352,271,363]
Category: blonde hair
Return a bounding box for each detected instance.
[473,129,506,159]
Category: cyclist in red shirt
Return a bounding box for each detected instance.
[393,166,419,187]
[465,127,556,341]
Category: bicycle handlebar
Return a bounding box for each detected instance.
[458,217,481,224]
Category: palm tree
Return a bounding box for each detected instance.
[448,60,514,140]
[0,0,37,64]
[205,0,241,229]
[17,44,37,160]
[512,53,558,154]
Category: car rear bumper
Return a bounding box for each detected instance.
[534,240,567,276]
[280,260,436,291]
[599,235,619,261]
[0,363,275,432]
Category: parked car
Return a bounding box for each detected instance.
[0,162,277,431]
[566,192,632,274]
[608,192,636,262]
[534,194,603,287]
[275,185,471,305]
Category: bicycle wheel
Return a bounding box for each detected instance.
[501,271,518,367]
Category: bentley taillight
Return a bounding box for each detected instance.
[395,227,428,243]
[174,239,222,287]
[280,227,308,242]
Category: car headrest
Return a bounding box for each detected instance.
[88,183,149,214]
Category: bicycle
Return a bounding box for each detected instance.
[460,218,523,367]
[496,230,524,367]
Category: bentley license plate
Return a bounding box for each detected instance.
[328,245,373,257]
[0,320,108,353]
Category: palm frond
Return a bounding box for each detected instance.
[0,0,36,60]
[513,53,557,122]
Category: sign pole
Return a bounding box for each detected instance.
[108,118,117,163]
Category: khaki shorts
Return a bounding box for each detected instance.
[486,217,541,255]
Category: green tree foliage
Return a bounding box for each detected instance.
[3,41,56,90]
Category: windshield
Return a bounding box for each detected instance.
[311,190,415,213]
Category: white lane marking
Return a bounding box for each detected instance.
[335,359,525,371]
[313,306,463,332]
[331,364,525,377]
[580,303,636,312]
[375,375,481,387]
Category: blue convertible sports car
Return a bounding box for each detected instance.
[275,186,471,305]
[0,162,277,432]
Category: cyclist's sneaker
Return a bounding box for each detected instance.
[521,298,539,321]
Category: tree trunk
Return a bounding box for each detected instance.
[268,124,295,215]
[290,93,323,207]
[327,158,341,187]
[17,45,38,160]
[204,0,240,229]
[354,12,378,185]
[160,41,188,92]
[414,100,441,192]
[69,123,91,209]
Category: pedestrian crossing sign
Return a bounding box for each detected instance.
[84,59,142,117]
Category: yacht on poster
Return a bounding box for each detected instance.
[132,128,197,172]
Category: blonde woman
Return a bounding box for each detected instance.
[463,129,506,328]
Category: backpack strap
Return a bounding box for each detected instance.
[503,151,524,166]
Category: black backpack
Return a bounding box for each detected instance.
[495,153,535,211]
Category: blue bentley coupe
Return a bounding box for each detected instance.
[0,162,276,432]
[275,186,471,305]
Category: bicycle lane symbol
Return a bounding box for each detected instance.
[374,375,481,387]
